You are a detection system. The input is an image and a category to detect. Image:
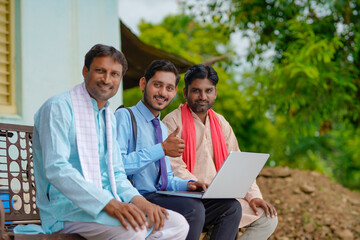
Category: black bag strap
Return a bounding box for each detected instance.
[116,105,137,150]
[116,105,137,186]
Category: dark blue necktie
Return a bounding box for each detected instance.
[151,118,168,190]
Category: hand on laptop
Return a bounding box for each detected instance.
[187,181,208,192]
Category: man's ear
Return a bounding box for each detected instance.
[82,66,88,79]
[139,77,146,91]
[183,87,187,99]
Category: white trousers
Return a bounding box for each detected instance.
[237,212,278,240]
[60,210,189,240]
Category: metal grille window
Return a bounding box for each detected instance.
[0,0,15,114]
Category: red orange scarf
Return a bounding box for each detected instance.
[181,103,228,173]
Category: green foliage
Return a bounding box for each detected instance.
[124,0,360,189]
[185,0,360,189]
[122,85,142,107]
[124,13,276,161]
[138,14,235,65]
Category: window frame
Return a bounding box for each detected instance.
[0,0,16,114]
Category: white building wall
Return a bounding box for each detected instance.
[0,0,123,125]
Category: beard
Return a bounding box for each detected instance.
[86,81,117,103]
[143,87,171,112]
[187,99,215,114]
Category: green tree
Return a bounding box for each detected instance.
[185,0,360,189]
[186,0,360,129]
[123,14,278,163]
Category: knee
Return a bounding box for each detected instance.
[266,215,278,233]
[180,220,190,239]
[227,199,242,220]
[255,213,278,234]
[189,200,206,223]
[184,199,206,223]
[169,210,190,238]
[179,215,190,236]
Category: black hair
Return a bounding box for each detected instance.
[184,64,218,90]
[84,44,128,77]
[144,59,180,86]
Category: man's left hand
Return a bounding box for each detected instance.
[249,198,277,218]
[131,196,169,233]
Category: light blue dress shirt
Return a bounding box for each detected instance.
[115,101,189,194]
[32,91,140,233]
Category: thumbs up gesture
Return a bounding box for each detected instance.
[161,126,185,157]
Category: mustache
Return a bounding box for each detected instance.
[154,95,168,101]
[97,81,113,88]
[195,100,209,104]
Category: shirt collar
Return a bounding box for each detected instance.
[90,98,109,113]
[136,100,161,123]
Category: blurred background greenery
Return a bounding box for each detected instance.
[123,0,360,191]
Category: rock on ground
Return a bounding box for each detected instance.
[257,167,360,240]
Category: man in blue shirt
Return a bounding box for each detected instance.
[115,59,242,240]
[33,44,188,240]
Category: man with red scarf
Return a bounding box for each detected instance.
[163,64,278,240]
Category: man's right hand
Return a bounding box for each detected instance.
[130,195,169,233]
[162,126,185,157]
[104,199,147,231]
[187,181,208,192]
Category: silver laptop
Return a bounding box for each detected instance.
[156,151,269,199]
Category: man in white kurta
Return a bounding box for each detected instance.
[163,64,278,240]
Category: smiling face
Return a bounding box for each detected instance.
[82,56,123,109]
[140,70,177,117]
[184,78,217,118]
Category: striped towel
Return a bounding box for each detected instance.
[70,82,120,201]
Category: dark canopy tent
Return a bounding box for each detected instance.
[120,21,195,90]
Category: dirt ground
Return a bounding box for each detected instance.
[257,167,360,240]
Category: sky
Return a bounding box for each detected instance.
[118,0,180,35]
